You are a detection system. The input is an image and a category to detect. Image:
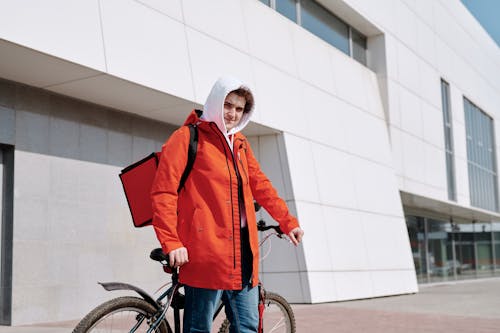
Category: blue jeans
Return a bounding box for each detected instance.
[183,283,259,333]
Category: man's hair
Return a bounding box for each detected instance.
[230,88,254,114]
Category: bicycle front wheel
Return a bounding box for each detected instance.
[218,292,296,333]
[72,296,171,333]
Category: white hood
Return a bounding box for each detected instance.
[201,76,255,147]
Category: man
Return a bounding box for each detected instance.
[152,76,303,333]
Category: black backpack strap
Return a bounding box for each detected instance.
[177,124,198,192]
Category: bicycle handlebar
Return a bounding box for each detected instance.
[152,219,285,273]
[257,220,283,235]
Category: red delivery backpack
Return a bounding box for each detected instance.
[119,123,199,228]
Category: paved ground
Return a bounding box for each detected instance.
[1,277,500,332]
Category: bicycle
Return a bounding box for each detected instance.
[72,218,296,333]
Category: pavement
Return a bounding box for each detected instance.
[1,277,500,332]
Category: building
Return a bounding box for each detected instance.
[0,0,499,326]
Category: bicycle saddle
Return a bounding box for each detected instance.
[150,248,169,262]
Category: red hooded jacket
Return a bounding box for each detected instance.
[151,79,299,290]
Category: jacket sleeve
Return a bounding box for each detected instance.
[151,126,190,254]
[245,142,300,235]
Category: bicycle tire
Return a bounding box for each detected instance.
[217,292,296,333]
[72,296,171,333]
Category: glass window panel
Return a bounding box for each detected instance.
[276,0,297,22]
[259,0,271,5]
[352,28,367,65]
[428,218,454,282]
[464,98,499,211]
[441,80,456,201]
[301,0,350,55]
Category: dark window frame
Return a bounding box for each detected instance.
[0,144,14,325]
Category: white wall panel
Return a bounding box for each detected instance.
[333,271,373,301]
[457,62,478,104]
[401,132,425,182]
[344,107,392,166]
[418,60,441,109]
[365,72,386,119]
[453,121,467,161]
[386,80,402,127]
[396,42,421,94]
[136,0,183,21]
[415,17,437,65]
[455,156,470,205]
[253,61,307,136]
[0,0,106,71]
[413,0,435,29]
[182,0,248,53]
[323,206,369,271]
[307,272,337,303]
[291,24,336,95]
[295,201,333,272]
[421,103,444,149]
[100,0,194,100]
[399,87,422,138]
[330,52,368,111]
[346,0,397,35]
[384,34,400,81]
[395,0,418,52]
[435,35,458,85]
[282,134,319,203]
[371,270,418,297]
[300,84,348,151]
[311,144,357,209]
[449,85,465,125]
[352,157,403,217]
[389,127,404,175]
[241,0,296,76]
[186,27,254,105]
[361,213,412,270]
[424,145,446,191]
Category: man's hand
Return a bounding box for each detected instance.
[168,247,189,268]
[288,227,304,246]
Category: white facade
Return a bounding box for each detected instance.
[0,0,499,325]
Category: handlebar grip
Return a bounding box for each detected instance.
[257,220,283,234]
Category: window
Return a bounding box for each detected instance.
[276,0,297,22]
[464,98,499,212]
[351,28,367,65]
[441,80,456,201]
[259,0,367,65]
[301,0,349,55]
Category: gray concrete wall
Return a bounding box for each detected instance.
[0,78,178,325]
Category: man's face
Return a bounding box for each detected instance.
[223,92,246,132]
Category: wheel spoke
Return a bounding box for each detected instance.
[268,317,286,332]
